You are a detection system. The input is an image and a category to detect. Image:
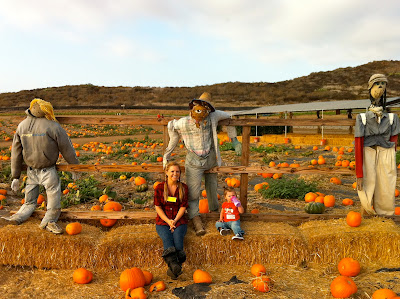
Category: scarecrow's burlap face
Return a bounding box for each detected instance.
[190,104,210,128]
[370,81,387,101]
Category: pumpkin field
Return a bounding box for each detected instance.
[1,110,400,298]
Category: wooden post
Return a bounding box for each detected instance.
[240,126,251,212]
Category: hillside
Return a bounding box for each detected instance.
[1,60,399,109]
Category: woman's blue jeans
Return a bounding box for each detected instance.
[215,220,245,235]
[156,224,187,250]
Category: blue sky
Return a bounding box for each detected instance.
[1,0,399,93]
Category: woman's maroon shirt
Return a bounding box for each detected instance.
[154,181,188,227]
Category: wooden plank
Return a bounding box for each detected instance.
[240,126,251,211]
[55,116,356,127]
[56,164,357,175]
[13,210,400,224]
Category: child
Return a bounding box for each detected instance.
[215,187,245,240]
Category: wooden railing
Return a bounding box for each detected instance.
[55,115,357,212]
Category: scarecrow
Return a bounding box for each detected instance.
[1,99,79,233]
[355,74,400,215]
[163,92,242,235]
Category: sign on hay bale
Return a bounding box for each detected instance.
[185,221,308,266]
[299,217,400,267]
[0,219,101,270]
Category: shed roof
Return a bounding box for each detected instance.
[231,97,400,116]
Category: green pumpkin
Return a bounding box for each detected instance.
[136,183,148,193]
[304,202,325,214]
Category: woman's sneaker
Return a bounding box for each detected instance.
[232,233,244,241]
[218,228,231,236]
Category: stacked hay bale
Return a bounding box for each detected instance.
[185,221,308,266]
[299,217,400,267]
[94,224,163,269]
[0,219,102,269]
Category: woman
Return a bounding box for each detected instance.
[154,161,188,279]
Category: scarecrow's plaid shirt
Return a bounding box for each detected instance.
[154,181,188,227]
[167,116,212,157]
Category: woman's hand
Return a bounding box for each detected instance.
[167,219,176,231]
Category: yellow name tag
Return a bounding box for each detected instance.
[167,196,177,202]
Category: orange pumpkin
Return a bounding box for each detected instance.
[153,181,162,190]
[126,287,146,299]
[395,207,400,215]
[323,195,335,207]
[100,218,117,227]
[37,194,45,204]
[201,190,207,197]
[268,161,276,167]
[338,257,361,277]
[261,173,274,178]
[193,269,212,283]
[99,194,109,203]
[103,201,123,211]
[395,189,400,197]
[342,198,354,206]
[73,268,93,284]
[251,264,266,277]
[149,281,166,292]
[346,211,362,227]
[304,192,317,203]
[330,275,357,298]
[134,177,147,186]
[0,189,7,195]
[66,222,82,235]
[315,196,325,204]
[140,270,153,285]
[252,276,272,293]
[120,268,146,291]
[330,177,342,185]
[251,208,260,214]
[91,205,102,211]
[199,198,209,214]
[229,178,240,188]
[372,288,397,299]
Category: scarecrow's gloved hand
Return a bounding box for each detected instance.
[11,179,20,192]
[163,159,168,169]
[231,137,242,156]
[231,196,241,207]
[72,172,80,181]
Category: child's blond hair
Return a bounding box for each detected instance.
[223,187,237,199]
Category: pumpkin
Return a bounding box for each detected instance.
[100,218,117,227]
[304,192,317,203]
[134,177,147,186]
[338,257,361,277]
[395,207,400,215]
[142,270,153,285]
[346,211,362,227]
[372,288,397,299]
[201,190,207,197]
[153,181,162,190]
[91,205,102,211]
[73,268,93,284]
[304,202,325,214]
[103,201,123,211]
[261,173,274,178]
[193,269,212,283]
[99,194,109,203]
[126,287,147,299]
[252,276,272,293]
[0,189,7,195]
[120,267,146,291]
[66,222,82,235]
[251,264,266,277]
[229,178,240,188]
[314,196,325,203]
[330,177,342,185]
[149,281,166,292]
[251,208,260,214]
[199,198,209,214]
[136,184,148,192]
[323,195,335,207]
[342,198,354,206]
[330,275,357,298]
[37,194,45,204]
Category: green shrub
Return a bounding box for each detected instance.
[259,176,317,200]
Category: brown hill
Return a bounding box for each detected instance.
[1,60,399,109]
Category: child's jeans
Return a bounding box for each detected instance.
[215,220,245,235]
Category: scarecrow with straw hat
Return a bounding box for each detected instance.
[163,92,242,236]
[355,74,400,216]
[0,99,79,234]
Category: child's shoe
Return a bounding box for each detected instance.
[232,233,244,241]
[218,228,231,236]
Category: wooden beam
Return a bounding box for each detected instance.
[240,126,251,211]
[14,210,400,224]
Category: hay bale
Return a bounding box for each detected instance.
[94,224,163,269]
[0,219,102,269]
[186,221,307,267]
[299,217,400,267]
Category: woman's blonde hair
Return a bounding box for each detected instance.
[164,161,185,203]
[30,98,57,121]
